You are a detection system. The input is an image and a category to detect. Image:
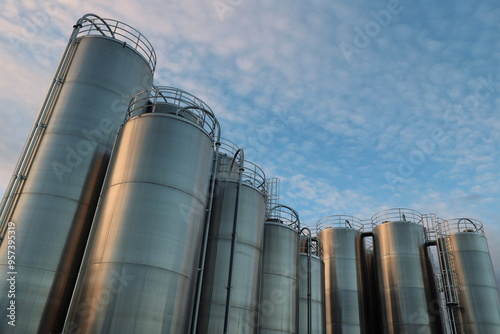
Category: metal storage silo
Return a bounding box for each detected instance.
[298,229,326,334]
[63,87,219,334]
[317,215,364,334]
[194,140,267,334]
[0,14,155,334]
[259,205,300,334]
[439,218,500,334]
[372,208,442,334]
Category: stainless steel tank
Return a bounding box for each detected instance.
[259,205,300,334]
[298,231,325,334]
[317,215,364,334]
[441,218,500,333]
[372,208,442,334]
[0,14,155,334]
[63,87,219,333]
[195,141,267,334]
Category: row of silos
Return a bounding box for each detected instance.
[316,208,500,334]
[0,13,325,334]
[1,13,500,334]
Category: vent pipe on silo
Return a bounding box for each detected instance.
[298,227,326,334]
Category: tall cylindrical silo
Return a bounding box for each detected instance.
[298,231,325,334]
[195,141,267,334]
[372,208,442,334]
[317,215,364,334]
[259,205,300,334]
[0,14,155,334]
[63,87,219,333]
[441,218,500,333]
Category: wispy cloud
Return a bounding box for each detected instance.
[2,0,500,282]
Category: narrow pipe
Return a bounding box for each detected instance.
[190,121,221,334]
[300,227,313,334]
[223,149,245,334]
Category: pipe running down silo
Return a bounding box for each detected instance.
[437,218,500,334]
[259,205,300,334]
[317,215,365,334]
[360,228,381,334]
[298,228,326,334]
[63,87,220,334]
[0,14,155,334]
[372,208,442,334]
[195,139,267,334]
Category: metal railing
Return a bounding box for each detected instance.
[267,204,300,232]
[316,215,364,234]
[422,213,439,242]
[441,218,484,236]
[126,86,219,140]
[371,208,423,227]
[216,138,267,196]
[300,228,323,259]
[76,15,156,72]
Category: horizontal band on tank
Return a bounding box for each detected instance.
[299,253,322,260]
[81,261,194,279]
[264,220,299,234]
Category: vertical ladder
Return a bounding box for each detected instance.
[436,219,460,334]
[266,177,280,218]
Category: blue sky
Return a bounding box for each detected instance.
[1,0,500,286]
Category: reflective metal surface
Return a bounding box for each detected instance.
[317,216,364,334]
[259,221,299,334]
[372,209,441,334]
[360,247,381,334]
[196,178,266,334]
[445,219,500,334]
[63,91,217,333]
[0,15,154,334]
[298,235,325,334]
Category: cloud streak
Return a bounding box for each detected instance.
[1,0,500,292]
